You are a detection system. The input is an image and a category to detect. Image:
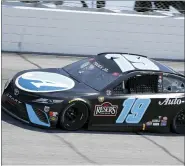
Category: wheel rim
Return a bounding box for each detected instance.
[61,103,88,130]
[64,107,83,124]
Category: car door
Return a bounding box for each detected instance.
[111,72,164,130]
[89,72,168,131]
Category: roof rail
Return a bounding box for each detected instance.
[97,52,147,58]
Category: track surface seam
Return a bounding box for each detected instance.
[137,132,184,164]
[48,131,98,164]
[19,54,42,69]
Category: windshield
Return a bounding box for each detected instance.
[63,58,120,91]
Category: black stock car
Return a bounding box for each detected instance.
[1,52,185,134]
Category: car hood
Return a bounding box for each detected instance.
[12,68,99,98]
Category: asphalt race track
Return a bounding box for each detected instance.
[1,53,185,165]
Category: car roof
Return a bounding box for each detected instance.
[95,52,181,75]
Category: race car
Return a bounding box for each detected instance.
[1,52,185,134]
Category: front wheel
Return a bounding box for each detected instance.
[172,110,185,134]
[59,102,89,131]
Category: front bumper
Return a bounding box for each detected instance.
[1,93,57,128]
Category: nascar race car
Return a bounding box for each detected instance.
[2,52,185,134]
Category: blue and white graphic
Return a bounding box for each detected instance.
[116,98,151,124]
[15,72,75,93]
[26,104,50,127]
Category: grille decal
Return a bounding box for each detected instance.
[26,104,50,127]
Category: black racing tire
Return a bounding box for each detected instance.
[172,110,185,135]
[59,102,89,131]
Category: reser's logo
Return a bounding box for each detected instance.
[158,98,183,105]
[94,102,118,116]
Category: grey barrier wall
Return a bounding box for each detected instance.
[2,5,184,60]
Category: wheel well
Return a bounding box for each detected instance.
[171,109,184,133]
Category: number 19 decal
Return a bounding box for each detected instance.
[116,98,151,124]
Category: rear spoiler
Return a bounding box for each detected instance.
[97,52,147,58]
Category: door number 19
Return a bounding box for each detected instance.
[116,98,151,124]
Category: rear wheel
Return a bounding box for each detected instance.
[59,102,89,131]
[172,110,185,134]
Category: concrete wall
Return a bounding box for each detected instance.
[2,5,184,60]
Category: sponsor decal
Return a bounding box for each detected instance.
[142,124,146,131]
[158,98,182,105]
[80,62,90,68]
[163,117,168,121]
[52,99,64,103]
[158,75,163,82]
[44,106,50,112]
[14,88,19,96]
[93,61,109,72]
[147,116,168,126]
[50,116,58,121]
[152,119,160,123]
[49,111,58,117]
[153,122,159,126]
[159,75,162,79]
[33,98,63,104]
[98,96,104,103]
[94,102,118,116]
[146,121,152,126]
[161,120,167,126]
[49,111,58,121]
[112,72,120,77]
[6,93,21,104]
[15,72,75,93]
[106,90,112,96]
[158,74,163,92]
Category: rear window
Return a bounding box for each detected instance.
[163,75,185,93]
